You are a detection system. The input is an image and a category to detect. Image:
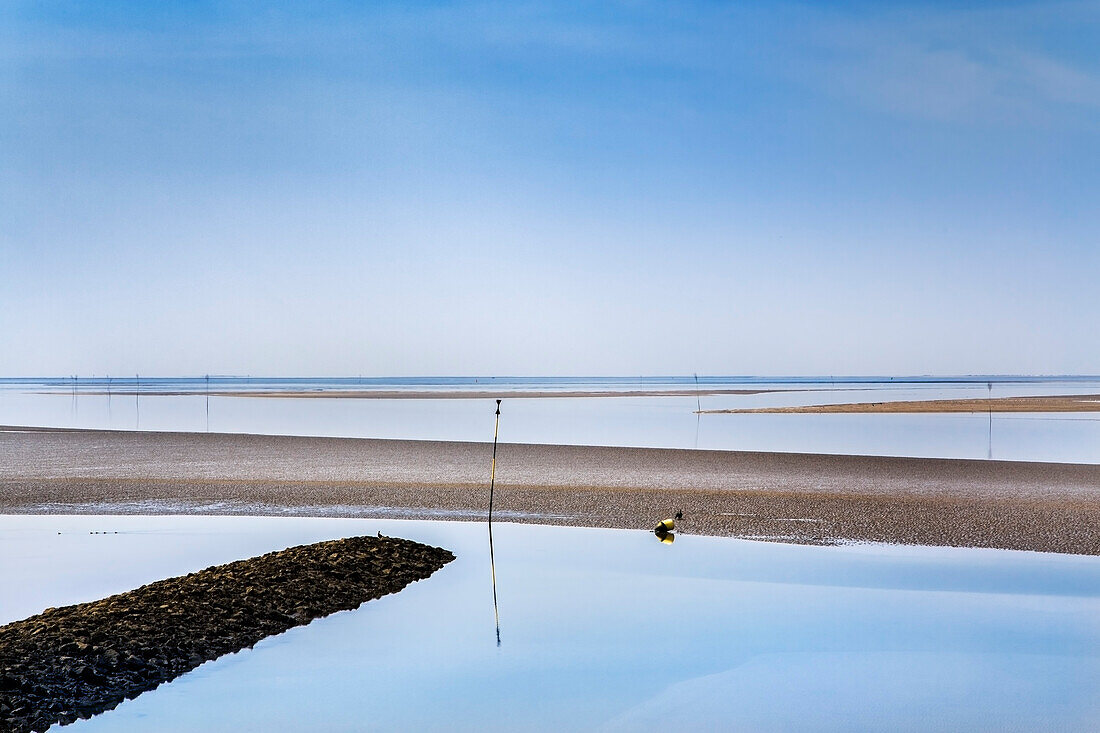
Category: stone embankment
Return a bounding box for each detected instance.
[0,535,454,732]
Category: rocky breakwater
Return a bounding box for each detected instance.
[0,535,454,732]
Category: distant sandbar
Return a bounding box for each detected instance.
[702,394,1100,414]
[65,388,787,400]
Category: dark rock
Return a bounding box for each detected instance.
[0,535,453,732]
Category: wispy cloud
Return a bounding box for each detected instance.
[798,1,1100,125]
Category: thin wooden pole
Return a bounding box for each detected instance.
[488,399,502,646]
[489,399,501,522]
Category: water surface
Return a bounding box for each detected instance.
[3,376,1100,463]
[3,514,1098,731]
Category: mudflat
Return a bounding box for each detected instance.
[2,427,1099,554]
[702,393,1100,413]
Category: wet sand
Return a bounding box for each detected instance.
[703,393,1100,413]
[2,427,1099,555]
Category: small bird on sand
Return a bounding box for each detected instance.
[675,509,683,520]
[377,531,383,538]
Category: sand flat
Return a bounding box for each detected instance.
[703,393,1100,414]
[2,428,1099,555]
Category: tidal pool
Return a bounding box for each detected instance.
[2,514,1099,731]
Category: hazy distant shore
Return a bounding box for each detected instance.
[2,427,1098,555]
[703,393,1100,414]
[52,388,786,399]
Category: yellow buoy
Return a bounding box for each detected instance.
[655,530,675,545]
[655,518,675,533]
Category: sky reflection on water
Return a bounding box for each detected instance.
[2,514,1097,732]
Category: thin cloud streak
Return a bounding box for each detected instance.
[799,1,1100,125]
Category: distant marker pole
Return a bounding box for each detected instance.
[987,381,993,459]
[693,373,701,450]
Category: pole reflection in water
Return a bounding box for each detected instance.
[489,524,501,646]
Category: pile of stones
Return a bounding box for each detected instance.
[0,534,454,732]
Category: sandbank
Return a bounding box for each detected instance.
[702,393,1100,414]
[2,427,1098,555]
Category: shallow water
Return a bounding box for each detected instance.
[3,514,1098,731]
[2,376,1100,463]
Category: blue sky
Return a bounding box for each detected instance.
[2,1,1098,376]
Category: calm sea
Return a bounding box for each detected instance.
[2,376,1099,463]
